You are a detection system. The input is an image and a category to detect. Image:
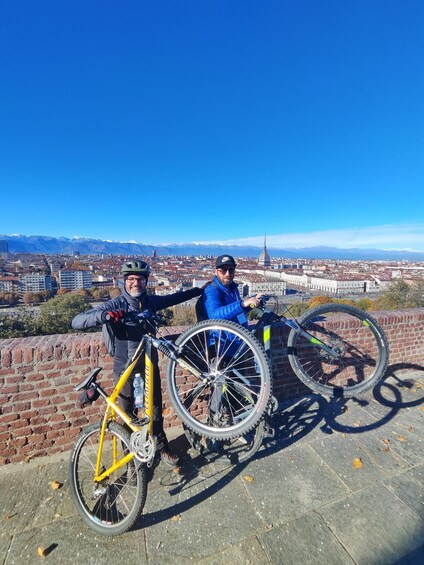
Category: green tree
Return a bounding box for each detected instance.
[0,308,39,338]
[406,281,424,307]
[284,301,310,318]
[0,291,20,306]
[307,296,334,308]
[373,280,411,310]
[38,293,90,335]
[355,297,374,311]
[171,305,196,327]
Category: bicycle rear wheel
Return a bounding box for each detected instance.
[287,304,388,397]
[167,319,272,440]
[69,421,147,536]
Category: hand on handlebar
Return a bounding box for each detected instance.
[243,294,266,309]
[101,309,125,324]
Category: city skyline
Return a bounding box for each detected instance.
[1,2,423,250]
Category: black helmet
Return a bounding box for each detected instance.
[120,260,151,277]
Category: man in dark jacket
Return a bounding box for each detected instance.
[203,254,262,325]
[72,260,203,466]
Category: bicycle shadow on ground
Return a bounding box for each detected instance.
[133,363,424,531]
[255,361,424,459]
[134,434,254,530]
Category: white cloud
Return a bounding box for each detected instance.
[194,223,424,252]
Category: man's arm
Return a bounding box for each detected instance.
[149,286,202,311]
[71,299,121,330]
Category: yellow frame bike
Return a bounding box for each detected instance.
[69,310,272,535]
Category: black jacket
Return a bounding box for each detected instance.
[72,285,202,377]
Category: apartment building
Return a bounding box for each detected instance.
[20,273,52,294]
[59,270,93,290]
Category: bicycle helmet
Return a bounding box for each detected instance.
[120,260,151,277]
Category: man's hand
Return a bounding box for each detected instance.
[101,309,125,323]
[243,294,264,309]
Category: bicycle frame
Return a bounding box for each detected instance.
[258,309,341,359]
[90,336,151,482]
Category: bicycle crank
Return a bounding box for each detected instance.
[130,430,157,467]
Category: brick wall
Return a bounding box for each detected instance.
[1,308,424,465]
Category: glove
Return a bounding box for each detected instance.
[101,309,125,324]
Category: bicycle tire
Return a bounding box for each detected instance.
[287,304,388,398]
[69,421,147,536]
[183,419,266,465]
[167,319,272,440]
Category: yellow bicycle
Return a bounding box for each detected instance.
[69,310,272,535]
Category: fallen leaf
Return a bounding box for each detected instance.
[38,464,45,471]
[243,475,255,483]
[407,426,413,432]
[172,466,181,474]
[352,457,363,469]
[354,421,361,427]
[396,435,407,442]
[50,481,62,490]
[383,447,390,453]
[54,513,62,519]
[420,405,424,411]
[382,439,391,445]
[171,514,181,522]
[341,433,347,438]
[4,514,15,521]
[37,546,47,558]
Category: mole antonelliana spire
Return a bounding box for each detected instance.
[258,234,271,267]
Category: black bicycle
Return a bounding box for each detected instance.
[185,297,389,464]
[254,296,389,398]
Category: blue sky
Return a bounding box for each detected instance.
[1,1,423,251]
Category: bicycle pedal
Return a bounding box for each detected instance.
[130,416,150,426]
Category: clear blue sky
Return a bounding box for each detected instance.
[1,1,424,251]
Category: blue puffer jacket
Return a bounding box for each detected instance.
[203,276,248,327]
[72,285,202,377]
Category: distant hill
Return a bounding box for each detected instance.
[1,234,424,261]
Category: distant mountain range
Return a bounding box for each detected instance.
[2,234,424,261]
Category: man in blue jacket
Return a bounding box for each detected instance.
[203,254,262,325]
[72,260,203,466]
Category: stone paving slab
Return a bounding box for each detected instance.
[384,463,424,521]
[259,511,355,565]
[318,482,424,565]
[141,458,263,562]
[241,442,350,528]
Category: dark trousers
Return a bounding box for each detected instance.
[114,362,168,452]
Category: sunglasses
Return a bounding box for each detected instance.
[217,267,235,274]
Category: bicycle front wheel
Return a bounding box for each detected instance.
[167,319,272,440]
[69,421,148,536]
[287,304,388,397]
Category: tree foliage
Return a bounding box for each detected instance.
[373,280,424,310]
[0,308,39,338]
[37,293,90,335]
[0,291,20,306]
[171,305,197,327]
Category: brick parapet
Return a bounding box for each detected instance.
[1,308,423,464]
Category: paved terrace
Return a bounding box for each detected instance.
[0,368,423,564]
